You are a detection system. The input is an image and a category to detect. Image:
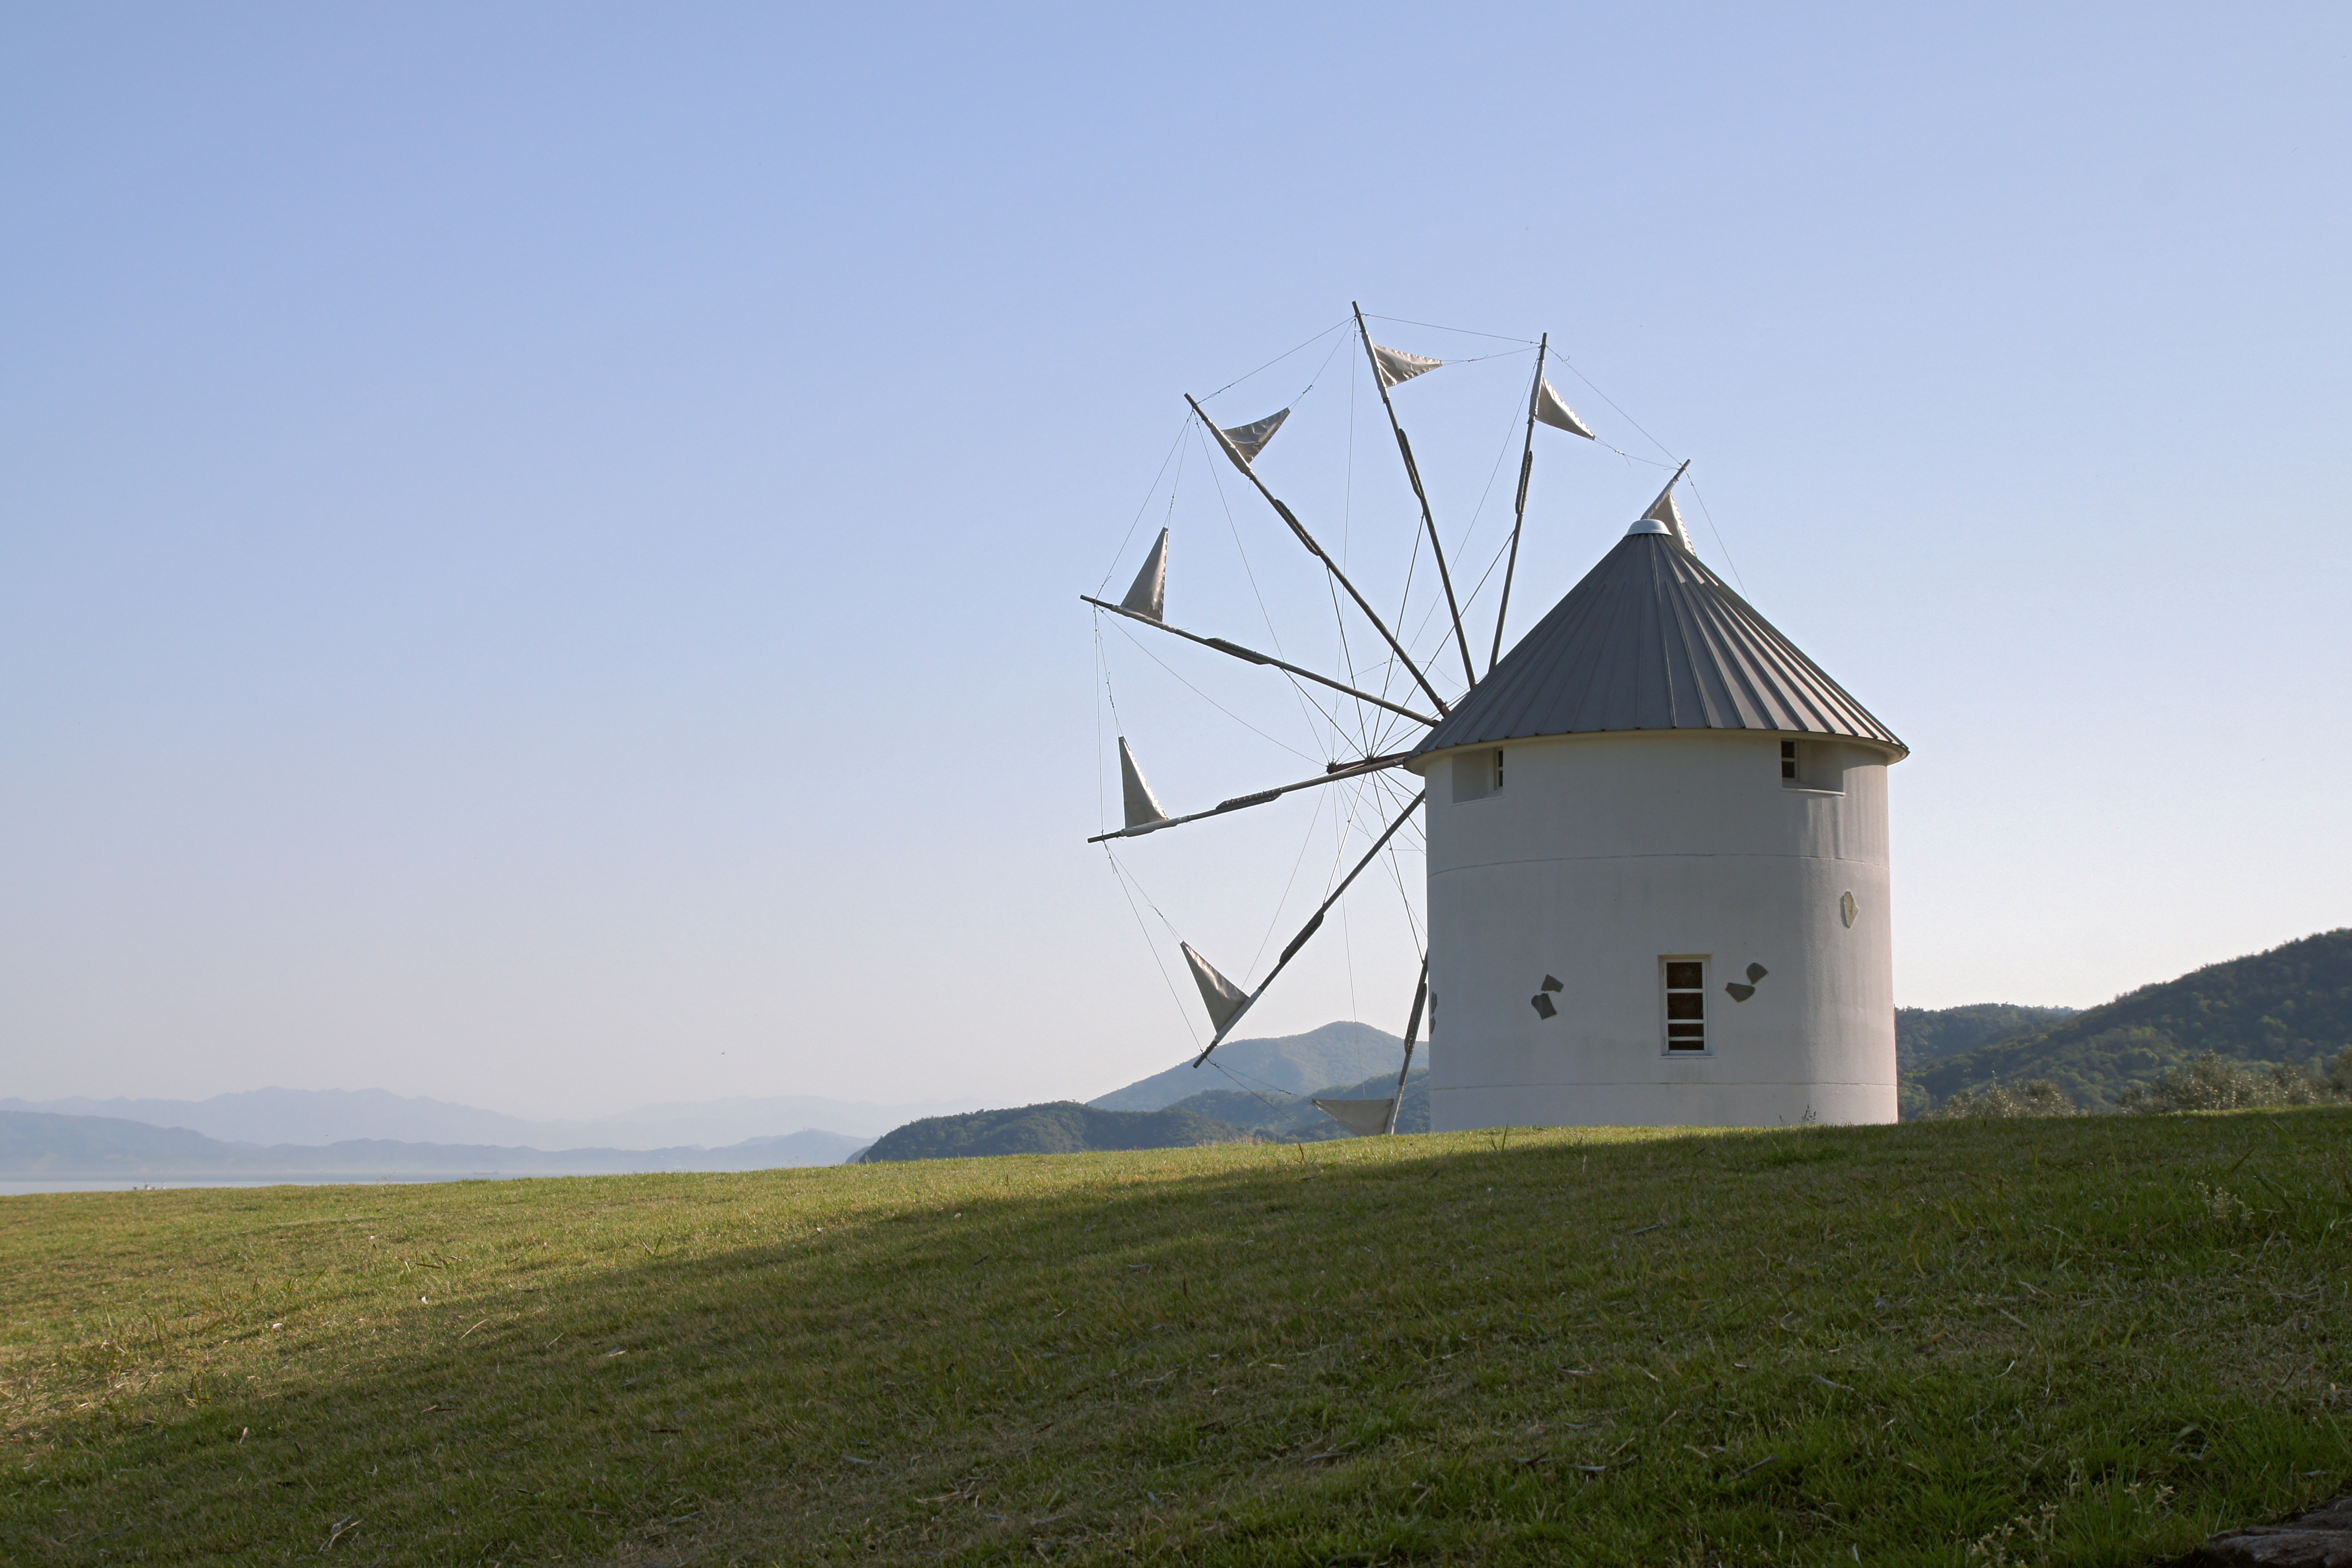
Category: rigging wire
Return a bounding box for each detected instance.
[1684,476,1748,595]
[1257,774,1372,997]
[1363,314,1538,345]
[1099,846,1202,1048]
[1092,618,1112,840]
[1327,774,1372,1025]
[1196,424,1289,655]
[1245,785,1331,976]
[1342,331,1358,565]
[1389,382,1528,678]
[1102,843,1190,943]
[1106,618,1318,764]
[1097,416,1195,595]
[1453,522,1525,650]
[1366,771,1428,951]
[1288,329,1352,413]
[1559,360,1680,466]
[1312,345,1376,760]
[1205,1057,1305,1111]
[1191,422,1356,759]
[1428,347,1539,365]
[1321,572,1373,761]
[1202,318,1351,401]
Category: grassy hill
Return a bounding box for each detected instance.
[4,1112,2349,1565]
[1910,928,2352,1112]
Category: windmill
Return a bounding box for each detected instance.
[1086,308,1907,1135]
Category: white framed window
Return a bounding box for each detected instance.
[1662,957,1709,1054]
[1451,747,1505,803]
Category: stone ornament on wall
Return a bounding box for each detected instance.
[1841,891,1859,928]
[1725,961,1768,1003]
[1530,974,1564,1019]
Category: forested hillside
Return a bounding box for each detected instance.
[1894,1004,2075,1070]
[1161,1069,1431,1141]
[864,1070,1428,1160]
[1907,929,2352,1111]
[857,1103,1243,1161]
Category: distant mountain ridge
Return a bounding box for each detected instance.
[0,1087,983,1149]
[0,1109,865,1178]
[1087,1021,1410,1111]
[39,931,2336,1171]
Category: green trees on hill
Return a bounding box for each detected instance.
[1894,1004,2077,1070]
[2118,1052,2351,1112]
[1905,929,2352,1114]
[860,1073,1430,1160]
[858,1103,1242,1161]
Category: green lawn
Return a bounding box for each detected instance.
[4,1111,2349,1566]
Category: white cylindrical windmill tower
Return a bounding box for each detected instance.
[1404,485,1908,1130]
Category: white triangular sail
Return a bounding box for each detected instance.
[1118,736,1170,832]
[1312,1096,1396,1136]
[1217,407,1290,465]
[1370,343,1441,389]
[1533,378,1595,439]
[1642,477,1696,556]
[1119,529,1168,621]
[1180,942,1252,1033]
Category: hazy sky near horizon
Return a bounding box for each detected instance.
[5,3,2348,1121]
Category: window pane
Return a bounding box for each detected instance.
[1666,992,1705,1020]
[1665,961,1703,989]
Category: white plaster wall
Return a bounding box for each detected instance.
[1407,731,1898,1130]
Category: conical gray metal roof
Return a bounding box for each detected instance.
[1416,527,1906,759]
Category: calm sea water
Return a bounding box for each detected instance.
[0,1173,584,1197]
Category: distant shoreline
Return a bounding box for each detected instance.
[0,1169,749,1196]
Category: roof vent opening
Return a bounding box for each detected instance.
[1780,739,1849,794]
[1452,748,1504,803]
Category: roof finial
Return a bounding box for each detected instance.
[1630,460,1695,554]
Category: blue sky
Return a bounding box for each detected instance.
[5,3,2347,1117]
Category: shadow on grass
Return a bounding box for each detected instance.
[6,1112,2352,1566]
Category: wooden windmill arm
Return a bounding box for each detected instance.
[1085,752,1413,844]
[1080,597,1438,726]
